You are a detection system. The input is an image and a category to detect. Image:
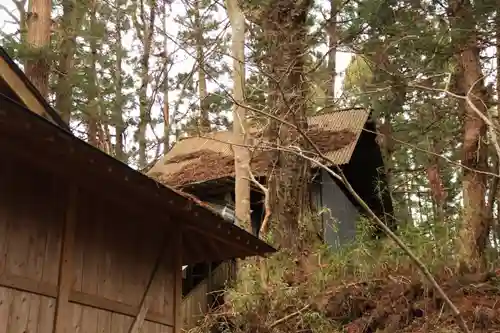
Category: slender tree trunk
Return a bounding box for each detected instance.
[420,94,447,223]
[244,0,313,250]
[25,0,51,98]
[372,60,405,227]
[162,1,170,151]
[114,1,126,162]
[492,8,500,244]
[226,0,251,233]
[55,0,81,124]
[163,86,170,149]
[448,0,489,270]
[194,0,210,134]
[87,0,100,147]
[426,138,446,222]
[326,0,337,108]
[136,0,156,168]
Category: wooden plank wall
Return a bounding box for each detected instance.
[0,157,181,333]
[181,260,235,330]
[181,277,208,329]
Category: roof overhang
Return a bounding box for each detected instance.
[0,95,276,266]
[0,47,69,130]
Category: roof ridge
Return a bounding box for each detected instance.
[171,108,371,145]
[177,129,233,141]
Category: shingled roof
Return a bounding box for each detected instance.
[149,109,371,187]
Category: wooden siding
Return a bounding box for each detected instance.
[181,277,208,329]
[181,260,235,330]
[0,157,180,333]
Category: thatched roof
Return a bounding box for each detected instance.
[149,109,371,187]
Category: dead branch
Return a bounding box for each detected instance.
[247,169,271,235]
[269,304,311,328]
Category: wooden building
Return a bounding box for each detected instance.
[0,47,275,333]
[149,109,395,246]
[149,108,395,326]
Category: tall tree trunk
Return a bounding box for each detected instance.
[448,0,489,270]
[420,91,447,222]
[25,0,51,98]
[371,50,405,227]
[135,0,156,168]
[114,0,126,162]
[243,0,313,250]
[55,0,81,124]
[162,0,170,151]
[194,0,210,133]
[326,0,337,109]
[492,8,500,244]
[427,135,446,222]
[87,0,100,147]
[226,0,251,233]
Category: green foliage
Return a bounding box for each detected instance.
[190,217,480,333]
[343,55,373,94]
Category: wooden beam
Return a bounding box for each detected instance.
[53,186,78,333]
[70,290,172,326]
[0,272,174,326]
[0,57,52,123]
[174,228,183,333]
[128,233,170,333]
[0,273,54,298]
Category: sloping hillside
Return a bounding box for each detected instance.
[189,224,500,333]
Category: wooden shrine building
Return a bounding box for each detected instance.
[0,47,275,333]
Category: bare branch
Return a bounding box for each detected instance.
[269,304,311,328]
[410,78,500,178]
[0,4,20,24]
[202,122,470,333]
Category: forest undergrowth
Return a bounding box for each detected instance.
[190,220,500,333]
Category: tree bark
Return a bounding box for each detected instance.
[426,134,447,222]
[134,0,156,168]
[243,0,313,250]
[55,0,82,124]
[87,0,100,147]
[326,0,337,109]
[114,0,126,162]
[448,0,489,270]
[492,6,500,244]
[226,0,251,233]
[161,0,170,152]
[194,0,210,134]
[370,49,405,228]
[25,0,51,98]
